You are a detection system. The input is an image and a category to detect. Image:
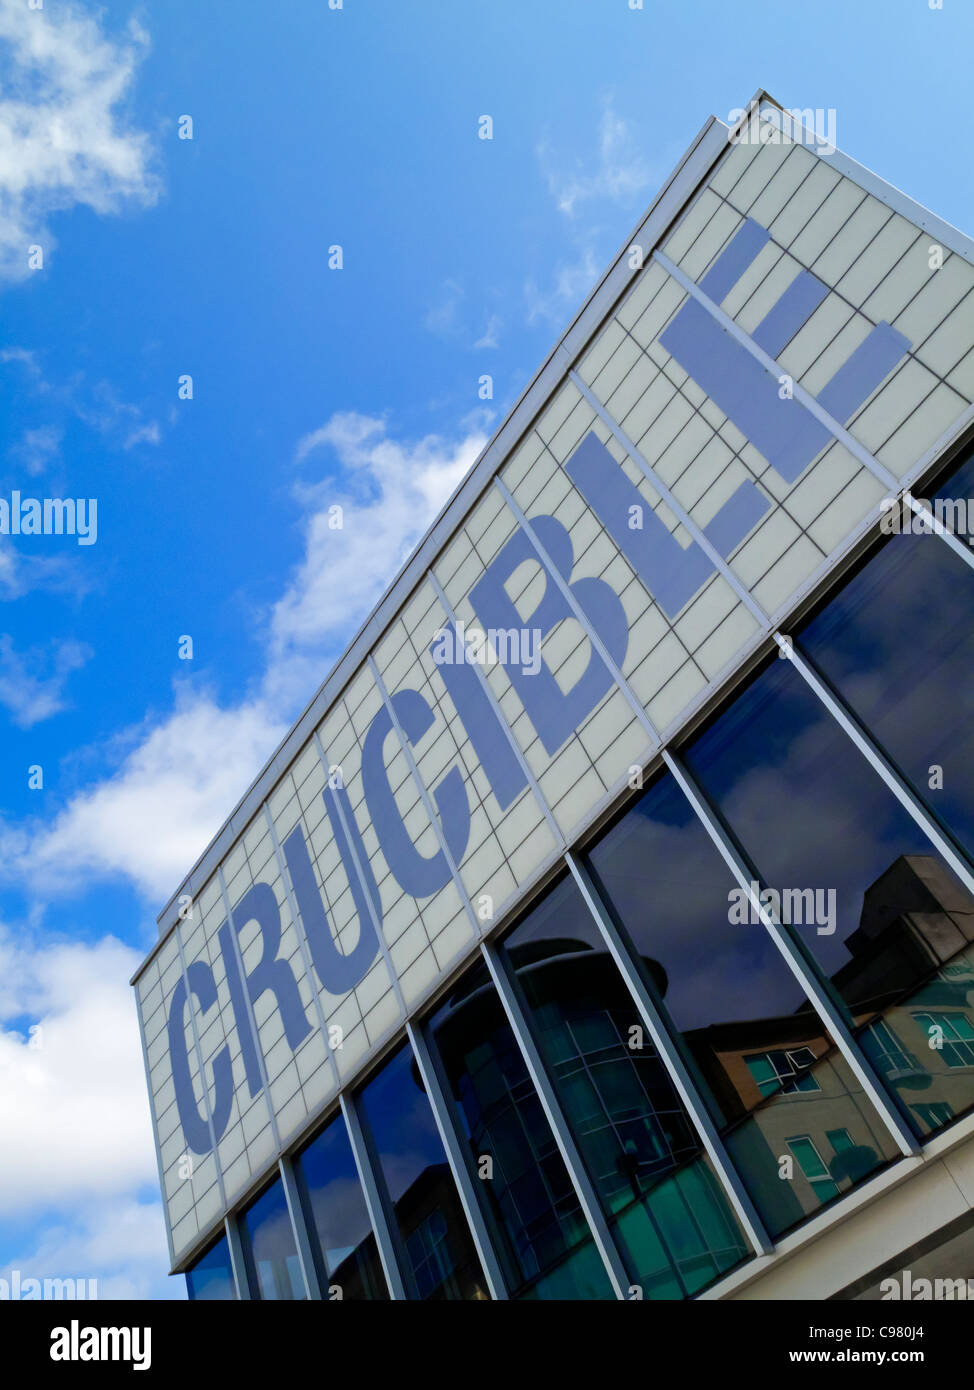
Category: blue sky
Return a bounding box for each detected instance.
[0,0,971,1301]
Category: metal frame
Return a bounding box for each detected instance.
[779,637,974,905]
[224,1214,250,1300]
[405,1019,510,1299]
[340,1091,407,1300]
[278,1154,321,1300]
[905,491,974,575]
[660,748,920,1158]
[564,851,773,1255]
[479,939,634,1299]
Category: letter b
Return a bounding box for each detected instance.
[469,514,628,755]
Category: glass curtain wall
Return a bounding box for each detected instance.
[496,877,752,1298]
[294,1113,389,1300]
[356,1043,489,1300]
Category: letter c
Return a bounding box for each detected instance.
[167,960,233,1154]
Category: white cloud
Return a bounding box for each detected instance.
[424,278,464,336]
[524,247,600,327]
[473,312,502,350]
[267,412,486,705]
[0,931,155,1211]
[0,632,90,727]
[0,0,157,281]
[3,1197,182,1300]
[8,423,61,475]
[526,99,660,328]
[538,98,653,219]
[17,693,288,901]
[0,928,181,1297]
[4,411,486,904]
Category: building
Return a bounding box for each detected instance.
[132,91,974,1301]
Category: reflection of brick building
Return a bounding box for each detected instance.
[681,856,974,1228]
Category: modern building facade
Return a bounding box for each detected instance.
[133,92,974,1301]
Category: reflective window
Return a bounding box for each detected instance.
[240,1177,305,1300]
[797,451,974,858]
[586,772,897,1239]
[294,1113,389,1300]
[681,654,974,1140]
[498,876,751,1298]
[427,965,614,1299]
[357,1043,488,1300]
[185,1234,236,1300]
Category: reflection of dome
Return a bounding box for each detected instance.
[441,936,669,1019]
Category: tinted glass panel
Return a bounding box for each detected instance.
[240,1177,305,1300]
[499,877,751,1298]
[428,965,613,1299]
[295,1114,389,1300]
[797,454,974,856]
[682,656,974,1140]
[186,1234,236,1300]
[358,1044,488,1300]
[586,772,899,1237]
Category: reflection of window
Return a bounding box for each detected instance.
[914,1012,974,1068]
[786,1136,839,1200]
[913,1101,954,1129]
[744,1048,820,1098]
[826,1128,853,1154]
[294,1114,389,1300]
[240,1179,305,1301]
[186,1234,236,1301]
[861,1018,919,1075]
[405,1209,455,1300]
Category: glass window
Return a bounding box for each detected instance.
[498,876,752,1299]
[357,1043,489,1300]
[681,652,974,1141]
[586,771,898,1239]
[786,1137,839,1201]
[427,964,614,1299]
[913,1012,974,1068]
[240,1177,305,1300]
[796,450,974,859]
[294,1113,389,1300]
[744,1049,820,1098]
[185,1234,236,1300]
